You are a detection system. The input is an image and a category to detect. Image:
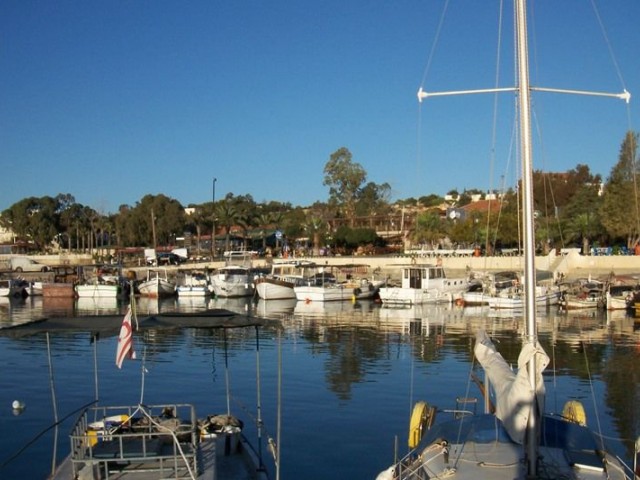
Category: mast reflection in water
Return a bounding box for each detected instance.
[0,296,638,479]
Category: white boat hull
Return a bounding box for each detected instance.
[255,278,297,300]
[294,279,384,302]
[487,285,561,309]
[379,286,464,305]
[76,284,120,298]
[177,285,212,297]
[138,279,176,297]
[211,276,254,298]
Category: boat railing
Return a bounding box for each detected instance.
[68,403,199,479]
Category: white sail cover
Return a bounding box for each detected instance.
[474,330,549,444]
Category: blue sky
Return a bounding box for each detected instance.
[1,1,639,214]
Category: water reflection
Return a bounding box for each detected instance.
[75,297,120,315]
[1,298,640,480]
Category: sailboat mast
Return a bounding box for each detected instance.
[515,0,539,476]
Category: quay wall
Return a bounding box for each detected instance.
[1,250,638,281]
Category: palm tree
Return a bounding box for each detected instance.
[304,216,326,255]
[236,211,256,251]
[256,212,273,252]
[271,211,285,253]
[564,212,599,255]
[215,201,240,254]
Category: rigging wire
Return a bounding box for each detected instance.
[483,0,506,261]
[415,0,449,242]
[46,333,59,477]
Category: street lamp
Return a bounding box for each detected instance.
[212,178,217,260]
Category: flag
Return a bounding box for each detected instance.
[116,305,136,368]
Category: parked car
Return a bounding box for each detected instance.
[156,253,185,265]
[10,257,50,272]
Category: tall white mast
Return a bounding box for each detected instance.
[514,0,538,476]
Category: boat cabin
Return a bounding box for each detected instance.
[400,264,447,289]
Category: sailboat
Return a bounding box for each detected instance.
[376,1,635,479]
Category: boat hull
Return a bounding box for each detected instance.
[138,279,176,297]
[176,286,211,297]
[294,280,383,302]
[76,284,120,298]
[255,277,297,300]
[379,284,467,305]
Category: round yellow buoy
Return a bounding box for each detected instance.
[563,400,587,426]
[408,401,428,448]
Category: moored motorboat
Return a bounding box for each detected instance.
[75,283,121,298]
[0,279,28,298]
[210,251,256,298]
[176,271,213,297]
[137,268,176,297]
[485,282,562,310]
[255,259,319,300]
[379,263,471,305]
[294,264,387,302]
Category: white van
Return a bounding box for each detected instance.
[10,257,50,273]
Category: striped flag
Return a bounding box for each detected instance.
[116,305,136,368]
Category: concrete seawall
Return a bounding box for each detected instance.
[2,250,639,281]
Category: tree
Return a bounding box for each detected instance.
[323,147,367,227]
[215,201,240,253]
[303,216,327,255]
[600,131,640,248]
[1,196,61,250]
[356,181,392,227]
[418,194,444,208]
[413,211,444,247]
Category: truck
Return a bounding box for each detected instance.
[10,257,50,273]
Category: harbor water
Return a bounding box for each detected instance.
[0,294,639,479]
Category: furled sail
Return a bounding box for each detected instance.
[474,330,549,444]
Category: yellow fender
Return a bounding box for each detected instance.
[408,401,430,448]
[563,400,587,426]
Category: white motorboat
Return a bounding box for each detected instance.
[176,271,213,297]
[75,283,120,298]
[137,269,176,297]
[294,263,387,302]
[462,271,519,306]
[255,259,319,300]
[378,263,471,305]
[210,251,256,298]
[0,279,27,297]
[485,283,562,310]
[294,278,386,302]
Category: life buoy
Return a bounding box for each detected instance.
[562,400,587,426]
[408,401,432,448]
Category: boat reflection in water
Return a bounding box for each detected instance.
[75,297,120,315]
[2,298,640,479]
[256,298,297,318]
[135,296,177,315]
[175,295,211,312]
[293,298,378,317]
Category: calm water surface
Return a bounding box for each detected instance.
[1,295,639,479]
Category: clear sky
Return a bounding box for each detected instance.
[1,1,639,214]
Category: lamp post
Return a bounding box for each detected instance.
[212,178,217,260]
